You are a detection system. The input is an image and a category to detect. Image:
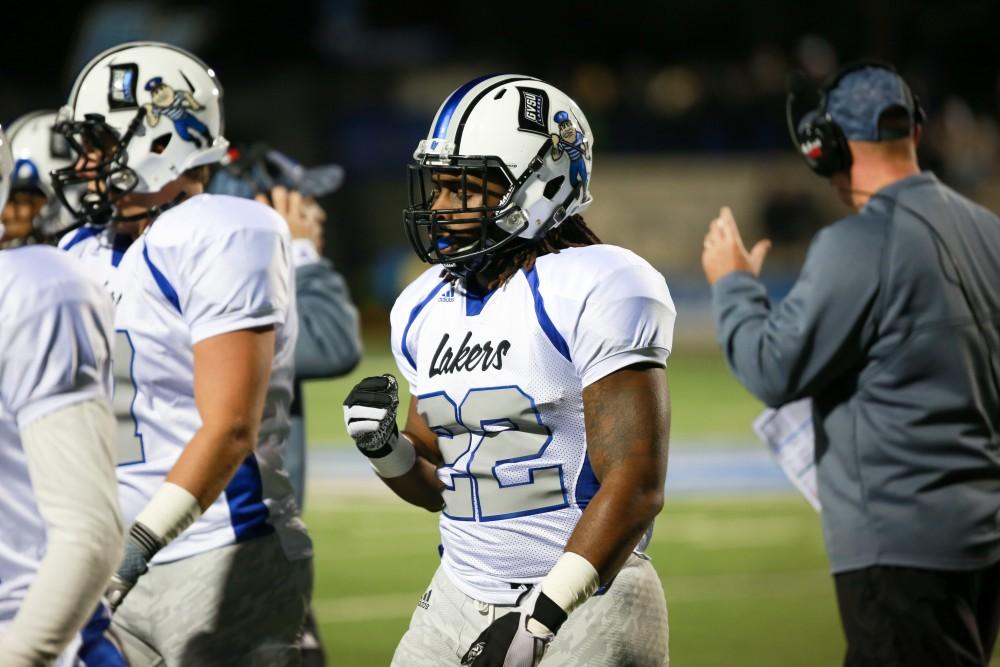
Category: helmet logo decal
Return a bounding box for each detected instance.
[550,110,590,187]
[108,63,140,109]
[517,87,550,136]
[142,76,213,148]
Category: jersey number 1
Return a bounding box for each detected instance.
[114,331,146,465]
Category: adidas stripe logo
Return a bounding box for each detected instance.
[417,589,432,610]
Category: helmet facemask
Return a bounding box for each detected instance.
[51,110,145,227]
[403,137,566,278]
[405,75,596,283]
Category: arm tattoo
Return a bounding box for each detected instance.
[582,364,670,482]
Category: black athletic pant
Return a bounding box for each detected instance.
[834,562,1000,667]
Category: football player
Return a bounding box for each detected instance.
[343,76,674,665]
[1,110,79,246]
[0,127,126,665]
[53,41,312,665]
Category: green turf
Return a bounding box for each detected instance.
[305,492,842,667]
[302,341,764,448]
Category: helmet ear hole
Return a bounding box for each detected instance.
[543,175,565,200]
[150,134,172,154]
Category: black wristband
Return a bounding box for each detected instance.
[530,591,569,635]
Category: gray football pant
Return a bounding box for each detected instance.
[112,533,312,667]
[393,553,669,666]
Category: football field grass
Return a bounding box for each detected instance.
[305,489,842,667]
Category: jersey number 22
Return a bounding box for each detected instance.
[419,386,569,521]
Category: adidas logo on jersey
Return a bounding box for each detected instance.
[429,331,511,377]
[417,589,432,610]
[438,286,455,303]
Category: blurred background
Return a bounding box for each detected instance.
[5,1,999,664]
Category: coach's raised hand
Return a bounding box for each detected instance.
[343,374,416,478]
[701,206,771,286]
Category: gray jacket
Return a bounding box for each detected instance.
[713,172,1000,573]
[294,259,362,380]
[286,257,362,511]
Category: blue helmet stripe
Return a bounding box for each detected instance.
[432,75,494,140]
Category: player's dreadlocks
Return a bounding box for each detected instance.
[443,214,603,290]
[491,214,602,287]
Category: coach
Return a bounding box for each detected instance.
[701,62,1000,666]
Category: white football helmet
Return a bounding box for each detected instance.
[0,125,13,216]
[52,41,227,223]
[404,75,594,270]
[0,127,14,239]
[7,110,80,237]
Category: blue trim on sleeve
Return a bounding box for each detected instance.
[225,453,274,542]
[464,286,497,317]
[78,603,126,666]
[61,225,102,251]
[141,243,181,313]
[574,453,600,511]
[401,279,448,369]
[432,76,491,139]
[523,267,571,362]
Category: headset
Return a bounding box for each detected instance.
[786,60,926,178]
[786,61,999,448]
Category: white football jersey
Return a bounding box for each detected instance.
[59,226,137,452]
[390,244,675,604]
[111,194,310,564]
[59,225,132,293]
[0,245,114,622]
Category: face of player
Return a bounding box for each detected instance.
[0,190,46,242]
[74,144,109,199]
[429,172,506,254]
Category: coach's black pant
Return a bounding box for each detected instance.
[834,562,1000,667]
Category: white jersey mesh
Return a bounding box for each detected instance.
[390,244,675,604]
